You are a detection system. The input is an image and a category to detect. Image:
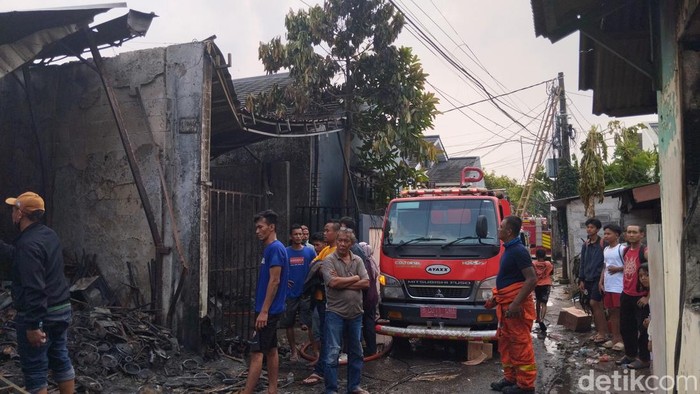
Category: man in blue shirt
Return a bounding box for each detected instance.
[242,210,288,394]
[578,218,608,344]
[281,224,316,362]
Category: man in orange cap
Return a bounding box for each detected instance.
[0,192,75,394]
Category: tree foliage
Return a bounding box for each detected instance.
[579,125,608,217]
[553,158,580,199]
[604,121,658,188]
[529,165,554,216]
[484,167,552,217]
[484,171,523,206]
[577,121,658,217]
[256,0,439,206]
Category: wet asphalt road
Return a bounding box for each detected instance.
[281,337,503,393]
[278,274,649,393]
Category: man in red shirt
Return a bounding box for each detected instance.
[615,225,649,370]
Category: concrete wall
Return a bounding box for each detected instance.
[0,42,209,347]
[654,1,700,387]
[565,196,621,278]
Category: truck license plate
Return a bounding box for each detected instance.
[420,306,457,319]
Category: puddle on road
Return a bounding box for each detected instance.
[543,335,561,354]
[532,326,578,393]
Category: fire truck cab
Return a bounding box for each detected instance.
[376,167,510,341]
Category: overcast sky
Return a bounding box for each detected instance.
[6,0,657,180]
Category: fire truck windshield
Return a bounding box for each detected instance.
[383,198,499,248]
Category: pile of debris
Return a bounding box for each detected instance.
[0,302,251,393]
[0,252,255,393]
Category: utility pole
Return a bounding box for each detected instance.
[558,72,571,161]
[557,72,571,284]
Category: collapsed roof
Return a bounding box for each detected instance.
[0,3,156,79]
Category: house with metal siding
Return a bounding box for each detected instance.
[531,0,700,384]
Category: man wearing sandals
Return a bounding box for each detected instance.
[578,218,609,344]
[281,224,316,362]
[302,220,340,386]
[320,228,370,394]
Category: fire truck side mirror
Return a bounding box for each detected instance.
[476,215,488,238]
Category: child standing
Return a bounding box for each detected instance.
[637,264,652,358]
[533,249,553,332]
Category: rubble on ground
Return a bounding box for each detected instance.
[0,252,258,393]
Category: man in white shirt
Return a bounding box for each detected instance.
[599,224,624,351]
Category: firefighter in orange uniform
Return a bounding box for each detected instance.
[486,215,537,393]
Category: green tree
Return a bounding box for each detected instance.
[604,121,658,188]
[529,165,554,216]
[255,0,439,207]
[579,125,608,218]
[483,170,523,208]
[554,157,580,199]
[484,167,552,217]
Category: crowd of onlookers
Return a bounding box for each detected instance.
[241,211,378,394]
[573,219,652,370]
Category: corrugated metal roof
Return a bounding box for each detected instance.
[0,5,155,78]
[530,0,657,117]
[233,72,293,103]
[232,72,345,121]
[530,0,599,43]
[547,182,659,207]
[210,72,347,158]
[36,10,155,61]
[0,5,117,45]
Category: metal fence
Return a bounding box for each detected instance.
[293,206,357,233]
[208,188,262,342]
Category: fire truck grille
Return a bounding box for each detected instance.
[405,280,473,299]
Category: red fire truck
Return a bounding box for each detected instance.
[375,167,509,341]
[521,217,552,259]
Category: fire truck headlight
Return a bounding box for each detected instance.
[475,276,497,302]
[379,274,405,300]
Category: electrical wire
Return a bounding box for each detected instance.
[425,81,538,145]
[566,90,592,98]
[409,0,529,112]
[428,0,524,109]
[449,96,552,158]
[428,81,539,140]
[389,0,538,137]
[442,79,554,114]
[396,0,494,102]
[566,97,593,136]
[402,0,538,119]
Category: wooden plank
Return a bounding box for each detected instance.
[0,375,29,394]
